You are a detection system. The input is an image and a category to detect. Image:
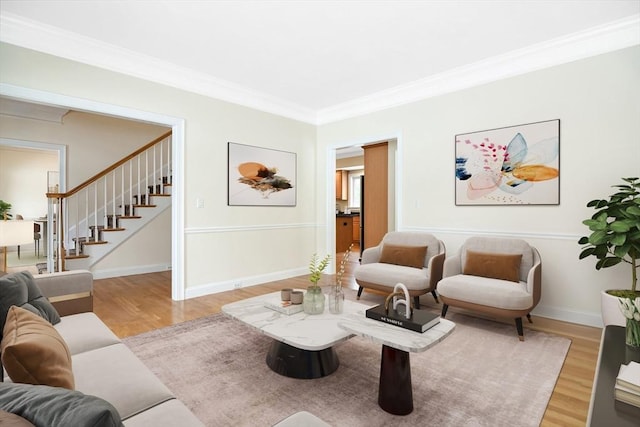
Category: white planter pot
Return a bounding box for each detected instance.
[601,290,627,327]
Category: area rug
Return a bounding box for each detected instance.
[124,300,570,427]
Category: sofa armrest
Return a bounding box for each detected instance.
[33,270,93,316]
[360,244,382,264]
[442,254,462,278]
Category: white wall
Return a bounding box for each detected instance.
[0,42,318,296]
[0,145,57,218]
[318,46,640,327]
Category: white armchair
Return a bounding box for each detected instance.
[354,231,445,308]
[437,236,542,341]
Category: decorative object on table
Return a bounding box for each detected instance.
[304,253,330,314]
[579,177,640,326]
[365,283,440,333]
[455,119,560,206]
[290,291,303,305]
[264,293,304,315]
[614,361,640,407]
[227,142,296,206]
[280,288,292,301]
[619,298,640,348]
[329,244,352,314]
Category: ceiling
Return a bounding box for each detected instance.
[1,1,639,124]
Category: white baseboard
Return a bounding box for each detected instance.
[91,263,171,280]
[185,267,308,299]
[532,303,603,328]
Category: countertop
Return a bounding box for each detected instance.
[336,213,360,217]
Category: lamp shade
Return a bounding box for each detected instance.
[0,220,35,246]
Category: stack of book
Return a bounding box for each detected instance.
[615,361,640,408]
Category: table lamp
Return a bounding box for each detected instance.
[0,220,35,273]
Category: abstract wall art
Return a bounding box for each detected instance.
[455,119,560,205]
[228,142,296,206]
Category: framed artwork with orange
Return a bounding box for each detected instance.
[455,119,560,205]
[228,142,296,206]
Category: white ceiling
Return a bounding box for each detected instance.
[1,1,639,124]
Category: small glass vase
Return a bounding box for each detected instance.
[328,286,345,314]
[626,318,640,348]
[303,286,325,315]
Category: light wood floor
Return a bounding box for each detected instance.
[93,250,601,426]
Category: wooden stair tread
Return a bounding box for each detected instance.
[102,227,125,232]
[83,241,108,245]
[149,193,170,197]
[119,215,142,219]
[65,254,89,260]
[133,204,157,208]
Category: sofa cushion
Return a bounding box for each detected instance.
[355,263,429,290]
[1,306,74,389]
[379,244,427,269]
[71,343,175,421]
[122,399,204,427]
[463,250,522,283]
[437,275,533,310]
[0,271,60,334]
[54,312,121,356]
[0,383,123,427]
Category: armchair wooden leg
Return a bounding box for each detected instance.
[413,296,420,309]
[441,304,449,318]
[357,286,364,300]
[431,290,439,304]
[526,313,533,323]
[515,317,524,341]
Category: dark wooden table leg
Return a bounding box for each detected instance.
[378,344,413,415]
[266,340,339,379]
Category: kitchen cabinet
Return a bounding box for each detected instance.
[336,216,353,252]
[335,170,348,201]
[352,216,360,242]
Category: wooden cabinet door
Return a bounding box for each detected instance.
[363,142,388,249]
[352,216,360,242]
[336,217,353,252]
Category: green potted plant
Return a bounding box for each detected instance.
[304,253,330,314]
[579,177,640,336]
[0,200,12,220]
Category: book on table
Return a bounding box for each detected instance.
[365,304,440,333]
[264,296,304,315]
[615,362,640,408]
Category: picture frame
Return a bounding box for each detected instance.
[227,142,297,206]
[455,119,560,206]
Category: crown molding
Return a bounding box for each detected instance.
[315,14,640,124]
[0,12,317,124]
[1,12,638,126]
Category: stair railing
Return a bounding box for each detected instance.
[45,130,172,272]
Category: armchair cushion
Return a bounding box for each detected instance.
[379,244,427,269]
[463,251,522,283]
[1,306,74,390]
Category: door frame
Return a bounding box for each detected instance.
[0,83,187,300]
[326,132,403,272]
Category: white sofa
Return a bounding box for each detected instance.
[0,270,203,426]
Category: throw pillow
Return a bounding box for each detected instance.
[1,306,74,390]
[0,271,60,334]
[0,411,35,427]
[463,250,523,283]
[379,244,428,269]
[0,383,123,427]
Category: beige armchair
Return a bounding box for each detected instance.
[354,231,446,308]
[437,236,542,341]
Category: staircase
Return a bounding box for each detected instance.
[44,131,172,273]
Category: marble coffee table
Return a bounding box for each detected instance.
[221,290,371,379]
[338,313,455,415]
